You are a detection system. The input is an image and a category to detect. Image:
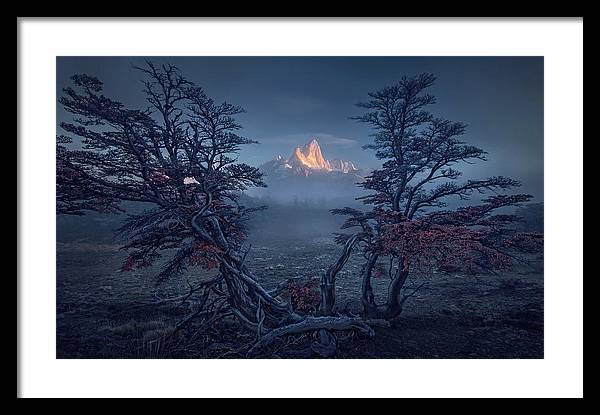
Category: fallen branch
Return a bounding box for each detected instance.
[247,316,375,356]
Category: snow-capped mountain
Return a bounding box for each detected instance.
[252,139,364,205]
[261,139,359,177]
[329,158,358,174]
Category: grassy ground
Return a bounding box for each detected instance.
[57,229,543,359]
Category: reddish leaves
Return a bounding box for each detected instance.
[378,207,543,275]
[286,279,321,313]
[188,241,223,270]
[120,255,153,272]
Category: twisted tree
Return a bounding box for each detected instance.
[331,74,543,319]
[57,62,373,357]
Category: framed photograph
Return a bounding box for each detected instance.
[17,17,583,398]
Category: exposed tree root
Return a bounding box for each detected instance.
[247,316,375,356]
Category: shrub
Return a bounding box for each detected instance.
[287,279,321,313]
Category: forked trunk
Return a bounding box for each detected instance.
[195,214,374,356]
[360,254,410,320]
[216,252,375,357]
[319,235,360,316]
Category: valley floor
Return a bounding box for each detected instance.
[56,231,543,359]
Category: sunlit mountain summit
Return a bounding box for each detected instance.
[261,138,359,177]
[254,139,364,205]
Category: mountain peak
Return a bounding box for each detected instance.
[260,138,359,177]
[254,138,363,203]
[290,139,332,171]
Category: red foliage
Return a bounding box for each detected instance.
[148,170,171,186]
[188,241,223,270]
[378,206,543,275]
[286,279,321,313]
[120,255,153,272]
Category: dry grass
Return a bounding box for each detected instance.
[100,319,169,337]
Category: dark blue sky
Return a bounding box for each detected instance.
[57,56,543,201]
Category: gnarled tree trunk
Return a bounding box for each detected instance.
[319,235,360,316]
[360,253,410,320]
[361,253,380,316]
[385,269,410,319]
